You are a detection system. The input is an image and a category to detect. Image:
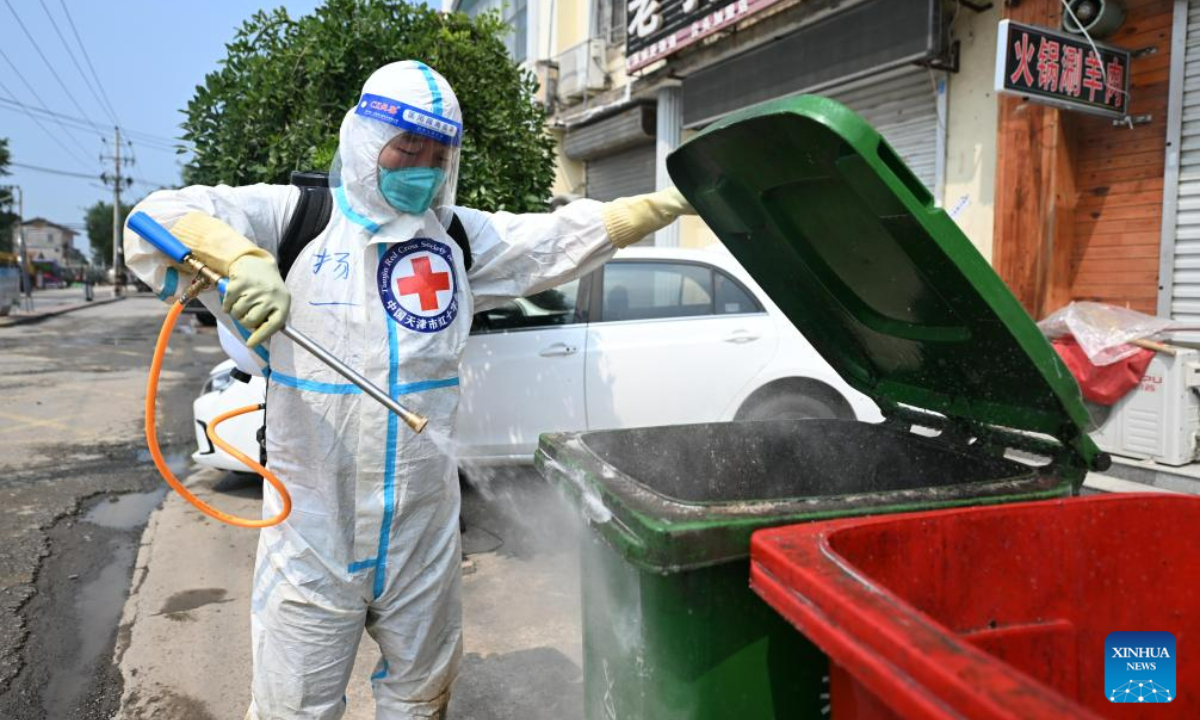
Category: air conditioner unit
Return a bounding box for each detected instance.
[1090,348,1200,466]
[557,39,608,101]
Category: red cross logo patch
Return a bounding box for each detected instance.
[377,239,460,333]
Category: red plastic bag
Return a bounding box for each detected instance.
[1051,337,1154,406]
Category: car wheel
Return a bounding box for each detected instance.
[736,386,851,422]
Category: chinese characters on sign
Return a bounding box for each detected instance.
[625,0,782,72]
[995,20,1130,119]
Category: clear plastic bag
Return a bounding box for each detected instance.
[1038,301,1175,366]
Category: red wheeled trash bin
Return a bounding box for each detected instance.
[750,494,1199,719]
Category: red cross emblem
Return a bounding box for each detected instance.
[396,256,451,311]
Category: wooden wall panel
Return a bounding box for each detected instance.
[1069,0,1172,315]
[994,0,1070,317]
[994,0,1172,317]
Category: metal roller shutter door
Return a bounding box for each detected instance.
[823,66,940,191]
[1165,3,1200,327]
[586,144,657,202]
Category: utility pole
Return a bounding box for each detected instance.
[101,127,133,298]
[8,185,32,311]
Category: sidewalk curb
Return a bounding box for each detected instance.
[1083,473,1184,494]
[0,295,126,327]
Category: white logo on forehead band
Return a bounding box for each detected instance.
[402,109,458,139]
[355,94,461,146]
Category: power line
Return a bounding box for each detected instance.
[38,0,118,126]
[124,131,190,149]
[121,133,185,151]
[0,46,98,164]
[0,73,95,167]
[0,96,193,152]
[0,95,100,134]
[4,0,103,129]
[123,142,183,156]
[58,0,121,127]
[10,160,100,181]
[130,176,176,188]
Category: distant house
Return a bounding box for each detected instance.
[12,218,77,265]
[10,219,81,288]
[14,219,78,264]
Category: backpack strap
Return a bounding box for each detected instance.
[277,170,473,277]
[278,171,333,281]
[447,212,473,273]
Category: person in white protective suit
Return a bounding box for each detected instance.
[123,60,693,719]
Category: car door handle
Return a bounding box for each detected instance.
[539,343,579,357]
[724,330,760,344]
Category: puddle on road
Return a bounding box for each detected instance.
[42,536,136,720]
[41,485,170,716]
[84,488,168,529]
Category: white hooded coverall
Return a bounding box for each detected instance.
[125,61,618,719]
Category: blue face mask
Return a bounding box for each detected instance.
[379,167,446,214]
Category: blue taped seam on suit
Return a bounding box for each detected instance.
[375,244,399,599]
[395,377,459,394]
[271,373,458,396]
[414,62,443,115]
[231,319,271,364]
[270,371,361,395]
[343,379,456,575]
[334,184,381,234]
[157,267,179,301]
[347,558,375,573]
[371,659,390,681]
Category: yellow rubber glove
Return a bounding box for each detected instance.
[169,211,289,348]
[601,186,696,249]
[223,255,290,348]
[170,211,273,275]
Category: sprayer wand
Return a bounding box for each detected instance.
[128,211,428,433]
[128,211,429,528]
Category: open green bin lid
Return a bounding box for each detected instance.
[667,95,1105,473]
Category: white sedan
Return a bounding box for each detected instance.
[193,246,880,472]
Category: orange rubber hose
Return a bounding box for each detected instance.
[145,301,292,528]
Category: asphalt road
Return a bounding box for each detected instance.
[0,293,589,720]
[0,295,222,720]
[115,465,586,720]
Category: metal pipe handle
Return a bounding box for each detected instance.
[126,212,427,434]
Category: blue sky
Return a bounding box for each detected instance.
[1,0,438,255]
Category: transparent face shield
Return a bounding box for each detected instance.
[329,93,462,224]
[377,130,460,215]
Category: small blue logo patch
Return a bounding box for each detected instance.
[1106,631,1175,704]
[377,239,459,333]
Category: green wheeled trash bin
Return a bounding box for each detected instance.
[535,94,1110,720]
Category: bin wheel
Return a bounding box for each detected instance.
[736,384,851,422]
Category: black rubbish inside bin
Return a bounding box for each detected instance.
[580,419,1027,503]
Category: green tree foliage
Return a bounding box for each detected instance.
[85,200,133,266]
[0,138,15,254]
[182,0,555,213]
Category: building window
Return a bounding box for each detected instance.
[460,0,526,63]
[506,0,528,63]
[594,0,627,47]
